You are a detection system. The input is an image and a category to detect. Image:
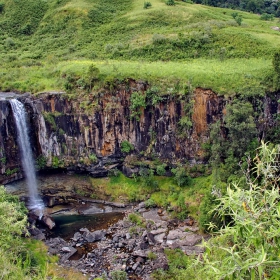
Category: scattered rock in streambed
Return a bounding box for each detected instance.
[43,201,208,279]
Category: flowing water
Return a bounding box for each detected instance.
[10,99,44,217]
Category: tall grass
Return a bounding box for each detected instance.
[0,0,278,94]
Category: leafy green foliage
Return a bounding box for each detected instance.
[35,155,47,169]
[51,156,62,168]
[1,0,47,36]
[89,153,98,163]
[273,50,280,90]
[196,142,280,279]
[130,92,146,120]
[0,186,49,279]
[139,168,159,190]
[231,12,242,25]
[111,270,127,280]
[0,0,277,95]
[147,251,157,260]
[5,168,19,176]
[159,142,280,279]
[166,0,175,5]
[156,163,167,176]
[194,0,280,17]
[0,2,4,13]
[120,140,134,153]
[128,213,145,226]
[144,2,152,9]
[42,112,57,131]
[209,100,257,182]
[260,12,274,20]
[171,167,191,187]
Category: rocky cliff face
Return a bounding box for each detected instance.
[0,81,277,184]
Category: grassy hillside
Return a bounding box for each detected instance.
[0,0,279,94]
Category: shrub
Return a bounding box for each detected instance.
[0,3,4,13]
[5,37,15,48]
[108,168,121,177]
[147,251,157,260]
[139,168,159,190]
[145,198,156,208]
[260,13,274,20]
[36,155,47,169]
[144,1,152,9]
[121,140,134,153]
[130,91,146,120]
[231,12,242,25]
[89,153,98,163]
[171,167,191,187]
[166,0,175,5]
[5,168,19,176]
[111,270,127,280]
[128,213,145,226]
[156,163,167,176]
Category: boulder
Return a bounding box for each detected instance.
[154,233,165,243]
[180,233,202,246]
[83,230,106,243]
[41,215,55,229]
[72,232,82,242]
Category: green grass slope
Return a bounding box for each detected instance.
[0,0,279,94]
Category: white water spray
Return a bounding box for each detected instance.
[10,99,44,218]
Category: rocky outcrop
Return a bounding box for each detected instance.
[0,82,278,183]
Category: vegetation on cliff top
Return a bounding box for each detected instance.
[0,0,279,94]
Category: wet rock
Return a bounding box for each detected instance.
[41,215,56,229]
[30,227,46,241]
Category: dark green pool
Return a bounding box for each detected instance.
[49,212,125,240]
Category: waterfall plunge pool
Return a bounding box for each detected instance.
[5,173,127,242]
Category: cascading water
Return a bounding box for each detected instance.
[10,99,44,217]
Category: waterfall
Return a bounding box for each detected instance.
[10,99,44,217]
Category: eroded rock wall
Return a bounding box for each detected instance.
[1,81,277,184]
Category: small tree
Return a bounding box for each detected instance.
[86,64,99,91]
